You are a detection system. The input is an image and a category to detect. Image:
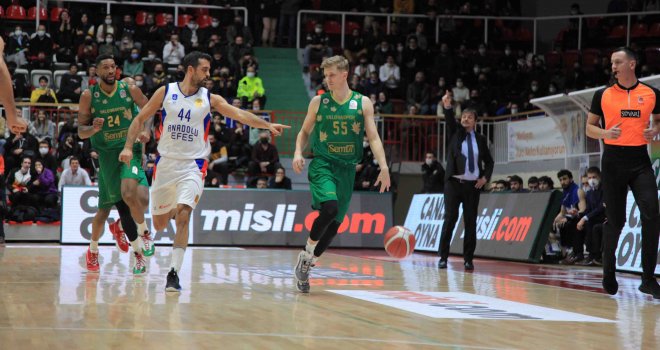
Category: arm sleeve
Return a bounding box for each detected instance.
[589,88,604,116]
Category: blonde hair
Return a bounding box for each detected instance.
[321,55,350,72]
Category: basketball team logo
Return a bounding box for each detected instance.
[120,89,126,98]
[323,98,329,104]
[94,91,100,98]
[195,98,203,107]
[173,94,178,100]
[638,96,644,105]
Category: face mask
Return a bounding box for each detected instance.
[582,185,590,193]
[155,70,163,74]
[246,72,255,78]
[425,159,433,166]
[315,28,322,34]
[473,68,480,74]
[456,82,464,88]
[15,30,22,36]
[531,85,538,92]
[187,23,196,29]
[381,47,388,52]
[397,46,404,52]
[260,138,269,144]
[105,19,112,25]
[363,141,369,148]
[136,80,143,87]
[148,54,156,60]
[478,48,486,55]
[106,38,113,44]
[549,87,557,93]
[511,108,518,114]
[373,159,378,166]
[504,49,511,56]
[588,178,599,187]
[131,53,139,60]
[37,30,45,37]
[39,147,49,156]
[211,21,220,28]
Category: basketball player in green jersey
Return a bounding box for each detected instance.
[292,55,391,293]
[78,54,152,274]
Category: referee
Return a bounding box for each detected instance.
[586,47,660,298]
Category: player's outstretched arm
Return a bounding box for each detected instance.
[292,96,320,174]
[0,36,28,134]
[119,86,165,165]
[362,96,390,193]
[210,94,290,136]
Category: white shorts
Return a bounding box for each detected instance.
[151,156,208,215]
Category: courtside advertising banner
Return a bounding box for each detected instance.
[617,191,660,275]
[405,192,557,262]
[61,186,392,248]
[507,118,566,162]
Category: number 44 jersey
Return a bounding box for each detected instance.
[158,83,212,160]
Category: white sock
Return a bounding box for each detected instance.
[305,240,317,257]
[130,239,141,254]
[137,221,148,236]
[170,247,185,272]
[90,240,99,252]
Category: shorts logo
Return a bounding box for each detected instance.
[349,100,358,110]
[194,195,200,204]
[157,203,171,210]
[132,166,138,175]
[620,109,641,118]
[172,94,178,100]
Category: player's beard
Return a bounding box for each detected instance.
[101,74,115,85]
[195,77,207,88]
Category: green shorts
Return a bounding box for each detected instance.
[97,147,148,209]
[308,157,356,222]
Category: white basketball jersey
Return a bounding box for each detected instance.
[158,83,211,160]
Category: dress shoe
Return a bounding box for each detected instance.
[464,261,474,270]
[438,260,447,269]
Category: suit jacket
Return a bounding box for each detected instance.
[443,107,494,182]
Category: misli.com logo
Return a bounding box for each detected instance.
[465,207,533,242]
[200,203,386,234]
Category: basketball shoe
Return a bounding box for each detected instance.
[86,248,100,272]
[294,250,313,293]
[166,268,181,292]
[133,252,146,275]
[109,221,129,253]
[142,231,155,257]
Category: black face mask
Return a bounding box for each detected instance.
[260,138,269,144]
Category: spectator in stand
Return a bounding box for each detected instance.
[162,13,177,37]
[361,71,384,97]
[81,65,98,91]
[237,66,266,108]
[406,71,431,115]
[553,169,587,264]
[373,40,393,68]
[421,151,445,193]
[303,23,333,70]
[401,37,424,81]
[375,91,393,115]
[379,55,401,98]
[77,35,98,68]
[7,62,30,100]
[355,156,382,191]
[409,22,428,50]
[133,74,147,95]
[28,51,53,71]
[180,19,205,53]
[472,43,491,71]
[452,78,470,105]
[576,166,605,265]
[138,13,163,54]
[206,133,229,187]
[509,175,529,193]
[354,135,374,184]
[123,48,144,77]
[163,34,185,68]
[210,50,231,76]
[6,26,29,67]
[118,35,135,62]
[538,176,554,191]
[29,110,56,143]
[6,157,35,207]
[58,156,91,191]
[118,14,136,42]
[528,176,540,192]
[30,76,58,104]
[57,64,82,103]
[57,134,80,170]
[146,62,169,95]
[248,130,281,178]
[98,33,120,58]
[83,148,101,182]
[256,177,269,189]
[0,109,10,154]
[74,13,95,47]
[36,140,57,174]
[29,24,54,57]
[226,15,254,46]
[277,0,301,47]
[581,174,590,193]
[30,159,58,209]
[354,55,377,81]
[228,36,254,73]
[56,108,78,144]
[268,167,292,190]
[344,29,368,64]
[229,120,251,169]
[491,180,507,192]
[96,14,117,44]
[54,10,76,64]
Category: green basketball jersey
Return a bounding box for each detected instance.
[312,90,364,164]
[89,81,140,151]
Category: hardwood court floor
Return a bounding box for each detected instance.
[0,245,658,349]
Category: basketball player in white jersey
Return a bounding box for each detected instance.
[119,51,289,292]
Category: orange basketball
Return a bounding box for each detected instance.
[384,226,416,259]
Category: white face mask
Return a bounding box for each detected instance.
[106,37,113,43]
[473,67,480,74]
[211,21,220,28]
[510,108,518,114]
[588,178,599,187]
[246,72,255,78]
[549,87,557,93]
[531,85,538,92]
[363,141,369,148]
[15,30,22,36]
[315,28,322,34]
[39,147,49,156]
[425,159,433,166]
[372,159,378,166]
[187,23,196,29]
[105,19,112,25]
[136,80,143,87]
[148,54,156,59]
[37,30,45,37]
[456,82,464,88]
[504,49,511,55]
[478,48,486,55]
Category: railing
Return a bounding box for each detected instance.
[25,0,248,31]
[297,10,660,54]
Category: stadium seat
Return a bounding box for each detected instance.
[0,6,5,18]
[197,15,212,29]
[50,7,65,22]
[155,13,167,27]
[390,98,406,114]
[53,70,68,91]
[323,20,342,35]
[27,6,48,21]
[501,28,515,41]
[631,23,648,38]
[135,11,148,26]
[5,4,26,20]
[545,51,561,69]
[345,21,360,33]
[305,20,317,33]
[581,48,600,68]
[30,69,54,90]
[515,27,533,42]
[193,8,209,17]
[648,23,660,37]
[562,50,579,69]
[177,14,192,28]
[645,47,660,66]
[608,25,626,39]
[14,68,29,86]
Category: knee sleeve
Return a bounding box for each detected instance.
[115,200,138,241]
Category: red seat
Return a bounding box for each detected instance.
[608,25,626,39]
[645,47,660,66]
[197,15,212,29]
[193,8,209,16]
[155,13,167,27]
[545,51,561,69]
[50,7,65,22]
[5,4,26,20]
[501,28,515,41]
[345,21,360,33]
[324,20,342,35]
[515,27,533,42]
[585,17,601,29]
[631,23,648,38]
[581,48,600,68]
[563,50,579,69]
[648,23,660,37]
[135,11,148,26]
[27,6,48,20]
[305,20,317,33]
[0,6,4,18]
[177,14,192,28]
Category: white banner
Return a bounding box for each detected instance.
[617,191,660,275]
[507,117,566,162]
[404,194,461,252]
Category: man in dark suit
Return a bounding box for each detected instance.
[438,92,494,270]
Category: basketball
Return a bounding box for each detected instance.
[384,226,416,259]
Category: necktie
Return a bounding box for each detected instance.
[467,133,475,173]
